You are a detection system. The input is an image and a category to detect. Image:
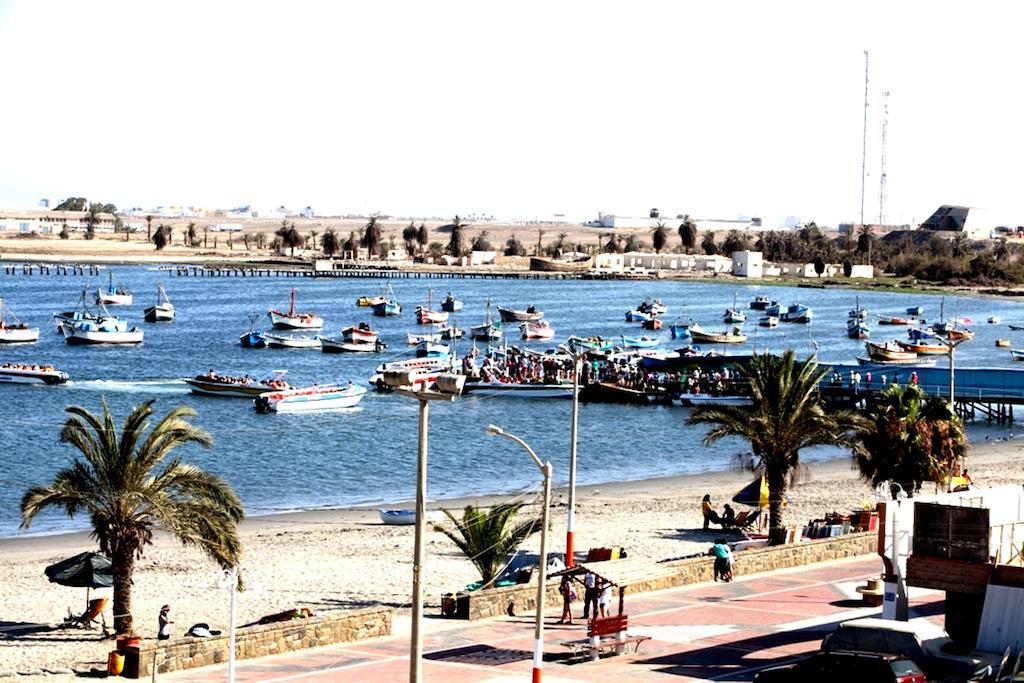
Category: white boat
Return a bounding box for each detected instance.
[185,371,291,397]
[461,381,574,399]
[437,325,464,340]
[679,394,751,407]
[407,332,442,346]
[378,509,443,525]
[988,316,1001,324]
[254,383,367,413]
[689,323,747,344]
[497,306,543,323]
[637,298,668,315]
[521,320,555,340]
[471,300,503,341]
[143,284,175,322]
[61,304,144,345]
[0,363,69,385]
[268,289,323,330]
[95,272,133,306]
[415,290,449,325]
[342,323,378,345]
[758,315,779,328]
[320,337,384,353]
[865,340,917,362]
[264,332,321,349]
[0,297,40,343]
[723,294,746,323]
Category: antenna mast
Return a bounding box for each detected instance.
[878,91,890,226]
[860,50,869,227]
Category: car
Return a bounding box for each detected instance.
[753,650,927,682]
[821,617,992,682]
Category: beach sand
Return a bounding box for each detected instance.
[1,438,1021,679]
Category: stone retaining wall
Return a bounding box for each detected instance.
[130,607,391,677]
[455,532,877,620]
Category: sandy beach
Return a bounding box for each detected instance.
[1,437,1021,679]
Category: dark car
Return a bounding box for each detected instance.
[821,618,991,682]
[754,650,927,682]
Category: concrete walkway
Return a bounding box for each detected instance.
[165,556,944,682]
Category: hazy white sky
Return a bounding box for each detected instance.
[1,1,1022,226]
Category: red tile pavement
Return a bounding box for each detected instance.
[165,556,947,682]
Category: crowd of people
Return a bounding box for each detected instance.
[826,369,920,394]
[1,362,58,372]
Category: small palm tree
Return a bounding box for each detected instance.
[435,502,542,586]
[447,216,465,257]
[21,400,244,635]
[855,384,967,497]
[687,351,864,543]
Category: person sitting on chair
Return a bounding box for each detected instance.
[701,494,721,529]
[721,503,736,528]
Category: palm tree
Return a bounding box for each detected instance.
[362,217,383,256]
[186,222,197,247]
[416,223,429,254]
[447,216,464,257]
[678,215,698,254]
[687,351,864,543]
[701,231,717,255]
[855,384,967,497]
[471,230,492,252]
[604,233,621,254]
[145,214,154,242]
[652,221,668,253]
[434,501,542,586]
[402,221,418,256]
[321,228,338,256]
[20,400,244,635]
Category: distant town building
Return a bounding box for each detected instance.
[919,205,991,240]
[588,213,768,232]
[0,209,116,234]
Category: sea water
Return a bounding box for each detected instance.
[1,266,1019,536]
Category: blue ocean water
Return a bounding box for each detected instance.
[1,266,1019,537]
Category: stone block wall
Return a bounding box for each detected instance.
[130,607,391,677]
[453,532,877,620]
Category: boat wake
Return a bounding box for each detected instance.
[66,378,189,394]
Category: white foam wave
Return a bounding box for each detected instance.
[66,379,189,394]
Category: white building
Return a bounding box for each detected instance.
[732,251,763,278]
[589,213,768,232]
[0,209,116,234]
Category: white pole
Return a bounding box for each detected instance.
[228,566,237,683]
[410,398,428,683]
[567,356,580,567]
[533,462,552,683]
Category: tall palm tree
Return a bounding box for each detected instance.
[652,221,668,253]
[687,351,864,543]
[447,216,465,257]
[362,217,383,256]
[678,215,698,254]
[855,384,967,497]
[21,400,244,635]
[434,501,542,586]
[145,214,154,242]
[416,223,429,254]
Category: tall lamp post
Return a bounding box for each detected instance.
[485,424,552,683]
[389,372,464,683]
[566,353,582,567]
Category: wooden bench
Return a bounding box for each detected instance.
[560,614,651,662]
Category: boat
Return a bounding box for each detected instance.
[878,315,910,325]
[263,332,321,349]
[440,293,463,312]
[565,336,614,353]
[908,326,940,341]
[579,381,665,405]
[95,272,133,306]
[0,297,40,343]
[763,302,781,316]
[856,356,936,367]
[750,295,773,311]
[342,323,378,345]
[254,383,367,413]
[897,340,948,355]
[371,284,402,317]
[143,284,175,322]
[846,317,870,340]
[61,299,143,345]
[988,316,1001,324]
[437,324,464,340]
[641,317,663,331]
[995,339,1011,348]
[1010,324,1024,332]
[471,301,503,341]
[723,293,746,323]
[620,335,660,349]
[415,290,449,325]
[268,289,323,329]
[906,306,924,316]
[848,297,868,320]
[461,380,574,399]
[321,337,385,353]
[779,304,812,323]
[53,287,101,331]
[185,371,291,397]
[758,315,779,328]
[356,294,385,308]
[407,332,441,345]
[239,311,267,348]
[945,328,975,341]
[865,341,917,362]
[1012,349,1024,362]
[679,394,752,407]
[378,509,443,525]
[528,254,593,272]
[521,320,555,340]
[414,341,449,357]
[688,324,747,344]
[625,309,649,323]
[497,306,543,323]
[0,363,69,385]
[374,355,453,376]
[637,298,668,315]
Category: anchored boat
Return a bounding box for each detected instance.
[95,272,133,306]
[185,371,291,397]
[0,363,69,385]
[143,284,175,322]
[269,289,323,329]
[497,306,543,323]
[0,297,40,343]
[254,383,367,413]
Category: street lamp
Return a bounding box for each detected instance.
[567,353,582,568]
[485,424,552,683]
[389,371,464,683]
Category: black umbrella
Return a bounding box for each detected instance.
[45,551,112,615]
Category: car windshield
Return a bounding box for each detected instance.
[832,627,922,657]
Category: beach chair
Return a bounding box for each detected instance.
[64,597,108,631]
[736,510,760,530]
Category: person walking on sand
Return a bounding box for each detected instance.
[557,574,575,624]
[582,571,598,620]
[158,604,173,641]
[701,494,721,529]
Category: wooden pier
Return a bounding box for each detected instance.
[166,265,584,280]
[2,263,101,276]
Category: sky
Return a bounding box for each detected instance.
[1,1,1022,227]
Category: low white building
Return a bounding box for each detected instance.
[775,262,874,278]
[0,209,116,234]
[732,251,763,278]
[469,250,497,266]
[593,251,732,274]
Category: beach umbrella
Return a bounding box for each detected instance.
[732,476,770,508]
[45,551,112,612]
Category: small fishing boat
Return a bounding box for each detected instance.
[415,290,449,325]
[239,311,267,349]
[758,315,779,328]
[579,381,664,405]
[763,302,781,317]
[878,315,911,325]
[620,335,660,349]
[848,297,868,320]
[988,316,1001,324]
[856,355,935,367]
[378,509,443,525]
[780,304,812,323]
[529,254,593,272]
[143,284,175,322]
[254,383,367,413]
[1012,349,1024,361]
[624,309,649,323]
[437,324,464,340]
[521,320,555,340]
[846,317,870,340]
[1010,324,1024,332]
[669,322,692,340]
[995,339,1011,348]
[641,317,663,331]
[95,272,133,306]
[356,294,385,308]
[0,362,69,385]
[897,340,948,355]
[637,298,668,315]
[61,298,143,345]
[865,341,917,362]
[414,341,449,357]
[723,293,746,323]
[263,332,322,349]
[688,324,747,344]
[944,327,975,341]
[371,284,402,317]
[750,295,773,310]
[497,306,543,323]
[471,300,503,341]
[342,323,378,345]
[185,371,291,397]
[269,289,323,330]
[320,337,385,353]
[906,306,924,316]
[0,297,40,343]
[440,293,463,312]
[407,332,442,346]
[908,326,940,341]
[565,335,614,353]
[374,355,453,376]
[54,287,101,331]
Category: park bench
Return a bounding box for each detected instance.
[560,614,651,662]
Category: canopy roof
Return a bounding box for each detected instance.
[552,556,672,587]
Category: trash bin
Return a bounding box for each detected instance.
[107,650,125,676]
[440,593,457,617]
[122,645,141,679]
[455,591,470,619]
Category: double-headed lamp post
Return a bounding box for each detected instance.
[485,424,552,683]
